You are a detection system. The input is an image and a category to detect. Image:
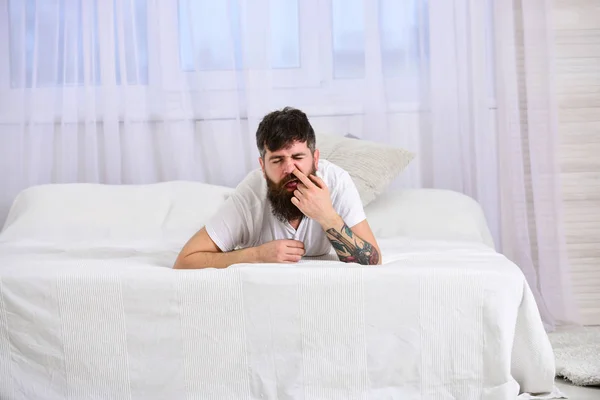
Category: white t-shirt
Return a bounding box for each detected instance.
[205,159,366,257]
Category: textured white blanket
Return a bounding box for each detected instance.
[0,238,559,399]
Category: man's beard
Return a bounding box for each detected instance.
[266,164,317,223]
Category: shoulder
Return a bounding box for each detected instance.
[320,159,364,212]
[318,159,354,189]
[231,168,267,207]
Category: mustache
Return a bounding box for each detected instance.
[279,171,316,187]
[281,175,299,186]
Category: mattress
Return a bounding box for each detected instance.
[0,237,560,399]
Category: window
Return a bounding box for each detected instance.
[325,0,428,107]
[178,0,300,72]
[332,0,427,79]
[169,0,316,92]
[170,0,428,109]
[3,0,440,118]
[7,0,427,89]
[7,0,148,88]
[176,0,426,80]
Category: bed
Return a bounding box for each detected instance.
[0,181,561,399]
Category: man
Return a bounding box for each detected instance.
[173,107,381,269]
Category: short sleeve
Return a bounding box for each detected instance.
[204,194,250,252]
[333,171,366,228]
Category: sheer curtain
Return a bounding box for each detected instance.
[0,0,578,328]
[493,0,579,329]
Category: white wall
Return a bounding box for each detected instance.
[553,0,600,325]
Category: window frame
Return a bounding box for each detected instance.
[0,0,491,123]
[156,0,322,93]
[0,0,157,123]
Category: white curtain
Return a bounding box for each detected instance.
[493,0,579,329]
[0,0,578,329]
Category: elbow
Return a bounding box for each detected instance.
[172,253,196,270]
[368,248,382,266]
[366,260,381,266]
[343,251,381,266]
[172,257,185,269]
[374,249,382,265]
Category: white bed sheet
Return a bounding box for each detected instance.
[0,237,561,400]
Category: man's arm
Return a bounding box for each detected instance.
[173,228,257,269]
[173,227,305,269]
[320,216,381,265]
[290,168,381,265]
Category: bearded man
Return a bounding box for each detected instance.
[173,107,381,269]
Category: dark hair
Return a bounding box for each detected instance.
[256,107,316,159]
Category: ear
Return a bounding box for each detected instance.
[258,156,265,174]
[314,148,320,170]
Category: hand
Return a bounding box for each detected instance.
[290,168,337,226]
[256,240,305,263]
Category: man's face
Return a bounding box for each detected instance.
[259,141,320,222]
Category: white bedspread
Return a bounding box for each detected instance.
[0,238,561,400]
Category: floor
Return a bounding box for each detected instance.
[550,325,600,399]
[555,378,600,399]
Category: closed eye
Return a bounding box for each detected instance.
[270,154,305,163]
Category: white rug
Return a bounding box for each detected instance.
[548,326,600,386]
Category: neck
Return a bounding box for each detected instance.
[289,216,302,230]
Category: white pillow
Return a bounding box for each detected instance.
[1,183,494,249]
[316,133,415,206]
[0,181,233,245]
[364,189,496,249]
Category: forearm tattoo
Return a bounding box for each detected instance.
[325,223,380,265]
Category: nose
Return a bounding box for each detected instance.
[283,159,296,175]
